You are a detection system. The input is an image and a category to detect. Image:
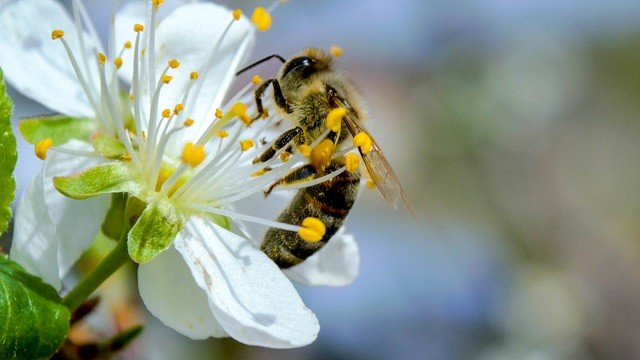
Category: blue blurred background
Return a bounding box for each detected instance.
[5,0,640,358]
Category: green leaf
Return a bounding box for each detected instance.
[0,255,70,359]
[53,161,143,200]
[18,114,95,145]
[0,68,15,234]
[128,200,183,263]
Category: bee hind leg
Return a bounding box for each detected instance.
[264,163,316,197]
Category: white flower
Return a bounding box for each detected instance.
[0,0,360,348]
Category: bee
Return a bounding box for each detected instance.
[237,48,410,268]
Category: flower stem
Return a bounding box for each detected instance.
[62,238,130,311]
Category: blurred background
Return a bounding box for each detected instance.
[4,0,640,359]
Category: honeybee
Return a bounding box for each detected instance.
[238,48,410,268]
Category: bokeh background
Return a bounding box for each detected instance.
[4,0,640,359]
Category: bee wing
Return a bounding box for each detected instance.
[338,106,413,213]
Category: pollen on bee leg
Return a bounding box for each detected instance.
[35,138,53,160]
[280,151,291,162]
[252,168,268,177]
[298,217,326,243]
[353,132,372,154]
[326,107,346,132]
[51,29,64,40]
[251,7,271,31]
[298,144,311,157]
[346,153,359,172]
[181,142,205,167]
[311,139,335,170]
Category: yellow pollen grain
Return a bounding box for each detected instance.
[353,132,372,154]
[134,23,144,32]
[215,108,224,119]
[97,52,106,65]
[366,180,376,189]
[161,75,172,84]
[35,138,53,160]
[183,118,194,127]
[122,152,132,161]
[239,139,254,151]
[280,151,291,162]
[190,71,199,80]
[298,144,311,157]
[330,45,343,57]
[174,103,184,115]
[251,7,271,31]
[326,107,345,132]
[298,217,326,242]
[251,75,263,85]
[252,168,268,177]
[123,41,132,49]
[168,58,180,69]
[113,57,123,69]
[51,29,64,40]
[233,9,242,21]
[346,153,359,172]
[162,108,171,118]
[311,139,334,170]
[216,130,228,138]
[181,142,205,167]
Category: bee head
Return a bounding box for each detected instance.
[281,48,332,80]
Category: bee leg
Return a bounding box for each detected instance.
[253,79,290,121]
[264,163,317,197]
[253,126,303,164]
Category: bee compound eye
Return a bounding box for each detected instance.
[282,56,314,77]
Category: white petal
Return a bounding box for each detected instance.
[0,0,99,116]
[284,229,360,286]
[11,140,109,289]
[138,244,228,339]
[174,216,319,348]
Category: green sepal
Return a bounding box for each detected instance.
[0,255,70,360]
[18,114,95,145]
[91,132,126,159]
[101,193,128,241]
[0,68,16,234]
[128,200,183,263]
[53,161,143,200]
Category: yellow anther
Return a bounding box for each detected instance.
[183,118,194,127]
[298,217,326,242]
[161,75,173,84]
[251,75,263,85]
[345,153,359,172]
[168,58,180,69]
[215,108,224,119]
[141,131,147,140]
[97,52,106,65]
[123,41,132,49]
[233,8,242,21]
[181,142,205,167]
[141,49,146,57]
[190,71,199,80]
[366,180,376,189]
[51,29,64,40]
[128,93,135,100]
[353,132,372,154]
[330,45,342,57]
[113,57,123,69]
[151,0,164,9]
[298,144,311,157]
[239,139,254,151]
[311,139,334,170]
[280,151,291,162]
[174,103,184,115]
[216,130,228,138]
[156,167,172,191]
[231,102,247,116]
[251,6,272,31]
[133,23,144,32]
[252,168,268,177]
[162,108,171,118]
[326,107,345,132]
[35,138,53,160]
[122,152,132,161]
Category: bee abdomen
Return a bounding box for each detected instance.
[261,163,360,268]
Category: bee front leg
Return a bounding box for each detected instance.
[264,163,317,197]
[253,79,290,121]
[253,126,304,164]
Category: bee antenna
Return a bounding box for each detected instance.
[236,54,286,76]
